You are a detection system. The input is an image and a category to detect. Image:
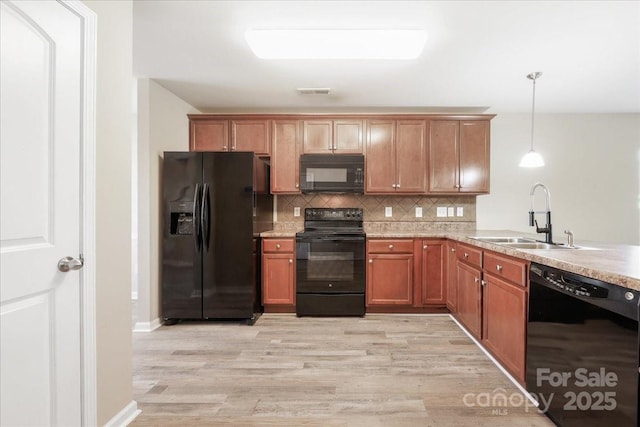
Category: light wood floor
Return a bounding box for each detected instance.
[131,314,554,426]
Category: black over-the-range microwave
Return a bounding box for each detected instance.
[299,154,365,194]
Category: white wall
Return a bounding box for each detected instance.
[136,79,200,329]
[478,113,640,245]
[81,1,134,425]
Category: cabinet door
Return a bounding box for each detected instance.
[456,260,482,338]
[482,273,526,383]
[420,240,445,305]
[396,120,427,193]
[459,121,490,193]
[262,253,295,305]
[333,119,363,153]
[271,120,300,193]
[365,120,396,193]
[302,120,333,153]
[366,254,413,305]
[428,120,459,192]
[190,120,228,151]
[445,241,458,312]
[231,119,270,155]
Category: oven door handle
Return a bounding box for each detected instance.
[297,236,365,242]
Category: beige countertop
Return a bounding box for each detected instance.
[261,228,640,291]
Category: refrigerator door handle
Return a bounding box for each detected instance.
[193,183,201,252]
[201,183,210,251]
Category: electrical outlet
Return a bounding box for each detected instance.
[436,207,447,217]
[385,206,393,217]
[447,207,454,217]
[457,207,464,217]
[293,207,301,217]
[415,207,423,218]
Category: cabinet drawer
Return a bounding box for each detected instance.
[263,239,295,253]
[368,239,414,254]
[456,243,482,268]
[484,252,527,287]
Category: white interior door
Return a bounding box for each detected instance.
[1,1,86,425]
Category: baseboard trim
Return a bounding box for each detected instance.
[103,400,141,427]
[133,318,161,332]
[448,315,537,406]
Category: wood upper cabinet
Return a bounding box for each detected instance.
[190,119,228,151]
[428,120,490,194]
[271,120,301,193]
[231,120,271,155]
[302,119,363,154]
[365,119,427,193]
[445,240,458,312]
[366,239,414,305]
[262,239,295,307]
[482,251,528,384]
[189,117,270,155]
[417,239,445,305]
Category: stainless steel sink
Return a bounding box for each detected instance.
[468,236,536,244]
[468,236,598,251]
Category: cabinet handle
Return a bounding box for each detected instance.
[369,259,373,263]
[496,265,503,272]
[388,244,394,250]
[423,245,428,250]
[276,244,281,249]
[289,259,293,264]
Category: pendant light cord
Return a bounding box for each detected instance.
[530,76,536,151]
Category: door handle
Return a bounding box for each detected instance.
[58,255,84,272]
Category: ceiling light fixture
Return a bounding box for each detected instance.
[245,29,428,59]
[519,72,545,168]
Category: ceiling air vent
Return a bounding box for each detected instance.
[297,88,331,95]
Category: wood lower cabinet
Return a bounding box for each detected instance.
[262,239,295,310]
[428,120,490,194]
[482,251,528,384]
[417,239,445,305]
[445,240,458,312]
[456,259,482,338]
[366,240,414,306]
[271,120,300,193]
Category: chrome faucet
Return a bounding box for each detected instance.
[529,182,553,243]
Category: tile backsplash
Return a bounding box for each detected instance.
[275,194,476,231]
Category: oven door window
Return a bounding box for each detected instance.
[296,239,365,292]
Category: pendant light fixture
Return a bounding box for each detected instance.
[519,72,545,168]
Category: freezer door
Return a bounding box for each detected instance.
[202,152,256,319]
[161,152,203,320]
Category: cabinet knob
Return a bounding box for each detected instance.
[496,265,503,272]
[388,244,394,249]
[369,259,373,264]
[396,184,400,188]
[392,184,396,188]
[451,248,456,252]
[231,146,236,151]
[223,146,228,150]
[289,259,293,264]
[481,280,487,286]
[295,183,299,188]
[423,245,428,250]
[474,277,480,283]
[464,252,469,258]
[276,244,281,249]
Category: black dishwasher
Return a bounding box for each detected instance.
[527,262,639,426]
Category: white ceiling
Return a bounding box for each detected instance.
[133,1,640,114]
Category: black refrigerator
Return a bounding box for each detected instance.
[161,152,273,324]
